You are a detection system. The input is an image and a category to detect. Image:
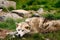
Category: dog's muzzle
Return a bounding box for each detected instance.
[15,31,25,37]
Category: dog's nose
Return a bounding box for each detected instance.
[18,34,20,37]
[18,34,22,38]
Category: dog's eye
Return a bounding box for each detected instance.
[22,30,24,32]
[25,27,30,29]
[18,29,20,31]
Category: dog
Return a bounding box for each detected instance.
[16,22,31,37]
[16,17,45,37]
[16,17,60,37]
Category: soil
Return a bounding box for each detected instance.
[0,28,10,39]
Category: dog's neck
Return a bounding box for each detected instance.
[25,21,40,33]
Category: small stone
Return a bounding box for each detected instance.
[45,38,50,40]
[22,37,26,40]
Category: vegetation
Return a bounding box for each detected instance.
[8,6,15,11]
[2,6,15,12]
[42,13,60,20]
[0,31,60,40]
[0,14,60,40]
[2,7,8,12]
[9,0,60,10]
[0,18,26,30]
[0,0,60,40]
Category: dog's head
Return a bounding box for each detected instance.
[16,22,31,37]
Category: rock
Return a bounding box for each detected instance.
[0,16,5,21]
[0,9,2,12]
[45,38,50,40]
[1,13,23,21]
[12,10,31,18]
[0,12,6,16]
[37,8,44,14]
[0,0,16,9]
[31,13,40,17]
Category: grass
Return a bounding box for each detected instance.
[1,0,60,40]
[0,31,60,40]
[9,0,60,11]
[2,6,15,12]
[42,13,60,20]
[0,18,60,40]
[0,12,60,40]
[0,18,26,30]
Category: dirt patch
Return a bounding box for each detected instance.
[0,28,11,39]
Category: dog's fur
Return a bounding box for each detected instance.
[25,17,45,33]
[43,20,60,32]
[16,17,60,37]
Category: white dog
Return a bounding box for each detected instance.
[16,17,45,37]
[16,17,60,37]
[16,22,31,37]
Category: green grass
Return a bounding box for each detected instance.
[8,6,15,11]
[0,18,60,40]
[42,13,60,20]
[0,31,60,40]
[1,0,60,40]
[9,0,60,11]
[0,18,26,30]
[2,6,15,12]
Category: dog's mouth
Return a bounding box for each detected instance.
[15,33,31,38]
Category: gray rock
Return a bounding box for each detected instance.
[37,8,44,14]
[0,16,5,21]
[0,0,16,9]
[1,13,23,21]
[12,10,31,18]
[31,13,40,17]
